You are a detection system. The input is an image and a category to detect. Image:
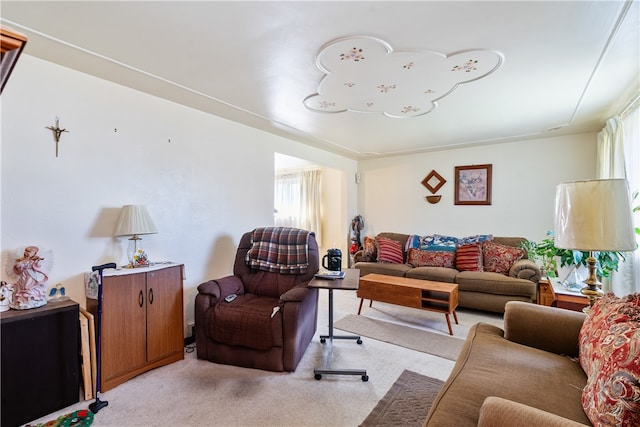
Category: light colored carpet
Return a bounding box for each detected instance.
[335,314,464,360]
[25,289,501,426]
[359,370,444,427]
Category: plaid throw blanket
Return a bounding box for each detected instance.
[246,227,311,274]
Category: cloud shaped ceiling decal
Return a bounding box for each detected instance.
[304,36,504,118]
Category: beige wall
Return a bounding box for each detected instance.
[356,133,597,242]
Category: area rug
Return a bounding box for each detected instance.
[360,369,444,427]
[334,314,464,360]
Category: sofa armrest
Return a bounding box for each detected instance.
[503,301,586,357]
[509,259,541,283]
[352,250,365,263]
[478,397,587,427]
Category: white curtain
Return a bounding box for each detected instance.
[596,104,640,295]
[274,169,322,246]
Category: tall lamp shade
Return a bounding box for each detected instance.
[114,205,157,267]
[553,179,637,309]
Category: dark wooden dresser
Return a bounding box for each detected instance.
[1,300,80,427]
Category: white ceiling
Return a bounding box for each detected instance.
[2,1,639,160]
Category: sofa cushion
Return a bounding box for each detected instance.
[456,243,483,271]
[455,271,537,299]
[405,266,457,283]
[376,237,404,264]
[407,248,455,268]
[482,240,524,274]
[579,293,640,427]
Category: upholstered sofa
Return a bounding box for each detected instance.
[424,295,640,426]
[353,232,541,313]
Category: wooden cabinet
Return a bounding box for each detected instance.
[538,278,589,312]
[537,279,555,306]
[88,264,184,391]
[1,300,79,427]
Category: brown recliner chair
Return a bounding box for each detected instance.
[195,227,320,372]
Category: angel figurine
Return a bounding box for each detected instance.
[0,281,13,312]
[9,246,53,309]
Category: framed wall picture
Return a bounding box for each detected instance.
[454,164,492,205]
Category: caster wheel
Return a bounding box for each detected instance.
[315,374,322,380]
[356,338,363,345]
[362,375,369,382]
[320,338,326,344]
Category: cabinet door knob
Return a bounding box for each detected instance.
[148,288,154,305]
[138,290,144,307]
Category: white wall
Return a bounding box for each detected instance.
[0,55,357,333]
[356,134,597,242]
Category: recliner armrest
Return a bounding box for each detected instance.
[504,301,586,357]
[478,397,586,427]
[280,286,312,303]
[197,276,244,300]
[509,259,541,282]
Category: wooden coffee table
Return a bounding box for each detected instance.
[357,274,459,335]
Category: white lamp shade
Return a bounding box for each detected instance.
[554,179,637,251]
[114,205,158,237]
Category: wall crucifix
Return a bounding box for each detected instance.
[45,117,69,157]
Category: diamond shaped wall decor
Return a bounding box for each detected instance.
[422,170,446,194]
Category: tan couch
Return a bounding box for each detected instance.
[353,232,541,313]
[424,302,589,426]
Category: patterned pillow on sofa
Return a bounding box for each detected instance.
[376,237,404,264]
[362,236,377,261]
[579,293,640,427]
[407,248,455,268]
[482,241,524,274]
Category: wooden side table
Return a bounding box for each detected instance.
[537,278,555,306]
[538,278,589,312]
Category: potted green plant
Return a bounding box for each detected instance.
[522,231,625,280]
[520,233,559,278]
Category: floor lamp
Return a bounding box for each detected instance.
[553,179,637,312]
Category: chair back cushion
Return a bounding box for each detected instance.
[234,228,319,298]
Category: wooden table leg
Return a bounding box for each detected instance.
[445,314,453,336]
[453,310,459,324]
[358,298,364,315]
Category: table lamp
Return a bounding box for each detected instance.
[114,205,158,267]
[554,179,637,311]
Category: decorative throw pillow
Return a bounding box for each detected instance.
[482,241,524,275]
[407,248,455,268]
[456,243,483,271]
[362,236,377,261]
[376,237,404,264]
[579,293,640,427]
[420,234,458,252]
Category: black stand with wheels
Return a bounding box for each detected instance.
[88,262,116,414]
[309,270,368,382]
